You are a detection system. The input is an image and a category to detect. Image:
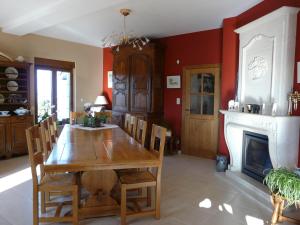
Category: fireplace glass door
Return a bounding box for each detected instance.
[242,131,273,182]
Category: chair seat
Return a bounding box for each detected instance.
[40,173,77,188]
[116,169,138,177]
[120,171,156,185]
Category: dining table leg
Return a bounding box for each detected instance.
[78,170,120,219]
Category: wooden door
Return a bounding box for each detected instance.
[112,55,129,112]
[182,65,220,159]
[130,54,151,113]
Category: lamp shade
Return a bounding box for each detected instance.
[94,95,108,105]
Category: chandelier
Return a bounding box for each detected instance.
[102,8,150,51]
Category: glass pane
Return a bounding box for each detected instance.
[203,73,214,93]
[190,95,201,114]
[56,71,71,122]
[37,69,52,122]
[202,95,214,115]
[190,74,202,93]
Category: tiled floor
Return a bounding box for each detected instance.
[0,154,296,225]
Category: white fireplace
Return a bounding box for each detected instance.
[221,110,300,171]
[221,6,300,174]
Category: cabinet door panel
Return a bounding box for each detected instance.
[0,123,6,156]
[10,122,29,155]
[113,56,129,112]
[130,54,151,112]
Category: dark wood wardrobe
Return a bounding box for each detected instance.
[112,43,164,146]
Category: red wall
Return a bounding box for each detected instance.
[158,29,223,137]
[218,0,300,164]
[102,48,113,109]
[218,17,239,156]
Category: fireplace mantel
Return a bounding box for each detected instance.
[220,110,300,171]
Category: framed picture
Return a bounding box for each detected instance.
[167,75,181,88]
[107,71,113,88]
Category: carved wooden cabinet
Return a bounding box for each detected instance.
[112,43,164,145]
[0,115,33,158]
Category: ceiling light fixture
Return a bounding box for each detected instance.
[102,8,150,52]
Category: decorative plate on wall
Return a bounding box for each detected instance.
[5,67,18,79]
[7,81,19,91]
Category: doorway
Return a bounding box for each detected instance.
[34,58,74,123]
[181,65,220,159]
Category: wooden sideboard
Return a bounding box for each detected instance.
[0,115,33,158]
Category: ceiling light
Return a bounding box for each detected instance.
[102,8,150,51]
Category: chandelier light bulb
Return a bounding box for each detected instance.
[102,8,150,51]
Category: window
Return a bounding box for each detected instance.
[34,58,74,123]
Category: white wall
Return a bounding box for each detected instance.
[0,31,103,113]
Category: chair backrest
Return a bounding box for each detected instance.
[70,111,86,125]
[94,111,112,123]
[25,125,45,187]
[135,119,147,146]
[40,118,53,160]
[124,113,131,133]
[48,114,58,143]
[150,124,167,163]
[129,115,137,137]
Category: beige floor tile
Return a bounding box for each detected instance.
[0,155,291,225]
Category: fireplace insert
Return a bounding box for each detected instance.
[242,131,273,182]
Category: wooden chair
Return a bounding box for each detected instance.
[48,114,59,144]
[119,124,167,225]
[94,111,112,123]
[70,111,86,125]
[128,115,137,137]
[39,118,53,160]
[124,113,131,133]
[26,125,79,225]
[116,118,147,178]
[135,119,147,147]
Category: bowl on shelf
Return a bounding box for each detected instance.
[0,111,10,116]
[5,67,18,79]
[7,81,19,91]
[14,107,29,115]
[15,56,24,62]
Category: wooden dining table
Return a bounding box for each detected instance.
[44,124,160,219]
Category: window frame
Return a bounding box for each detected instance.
[34,57,74,123]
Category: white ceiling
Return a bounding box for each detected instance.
[0,0,262,47]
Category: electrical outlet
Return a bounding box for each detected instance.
[176,98,180,105]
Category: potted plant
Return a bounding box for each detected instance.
[264,168,300,225]
[83,114,104,127]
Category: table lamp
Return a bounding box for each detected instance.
[93,95,108,112]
